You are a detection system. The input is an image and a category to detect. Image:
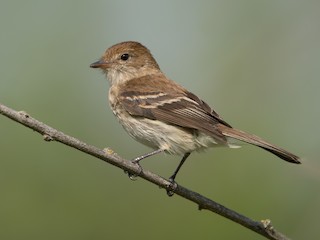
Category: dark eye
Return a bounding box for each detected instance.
[120,53,130,61]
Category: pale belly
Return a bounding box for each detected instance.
[108,87,234,155]
[114,107,220,155]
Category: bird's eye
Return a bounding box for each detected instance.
[120,53,130,61]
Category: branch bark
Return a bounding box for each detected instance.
[0,103,291,240]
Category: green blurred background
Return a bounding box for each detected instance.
[1,1,319,239]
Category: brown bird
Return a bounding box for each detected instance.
[90,41,301,182]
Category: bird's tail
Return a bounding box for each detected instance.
[217,124,301,164]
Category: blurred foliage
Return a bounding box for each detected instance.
[1,1,319,239]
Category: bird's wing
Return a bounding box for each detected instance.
[119,75,232,144]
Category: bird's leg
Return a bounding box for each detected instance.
[167,152,191,196]
[132,148,165,164]
[127,149,164,180]
[169,152,191,182]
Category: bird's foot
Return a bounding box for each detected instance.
[125,158,143,180]
[166,176,178,197]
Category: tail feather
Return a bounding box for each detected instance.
[217,124,301,164]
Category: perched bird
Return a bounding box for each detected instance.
[90,41,301,182]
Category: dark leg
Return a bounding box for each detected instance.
[169,152,191,182]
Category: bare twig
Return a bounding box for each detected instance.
[0,103,291,240]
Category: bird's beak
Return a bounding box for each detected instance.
[90,60,110,68]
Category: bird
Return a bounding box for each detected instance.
[90,41,301,183]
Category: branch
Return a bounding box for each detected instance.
[0,103,291,240]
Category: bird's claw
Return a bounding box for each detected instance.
[125,159,143,180]
[166,177,178,197]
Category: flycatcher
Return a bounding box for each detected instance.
[90,41,301,182]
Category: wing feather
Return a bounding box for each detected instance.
[119,75,232,144]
